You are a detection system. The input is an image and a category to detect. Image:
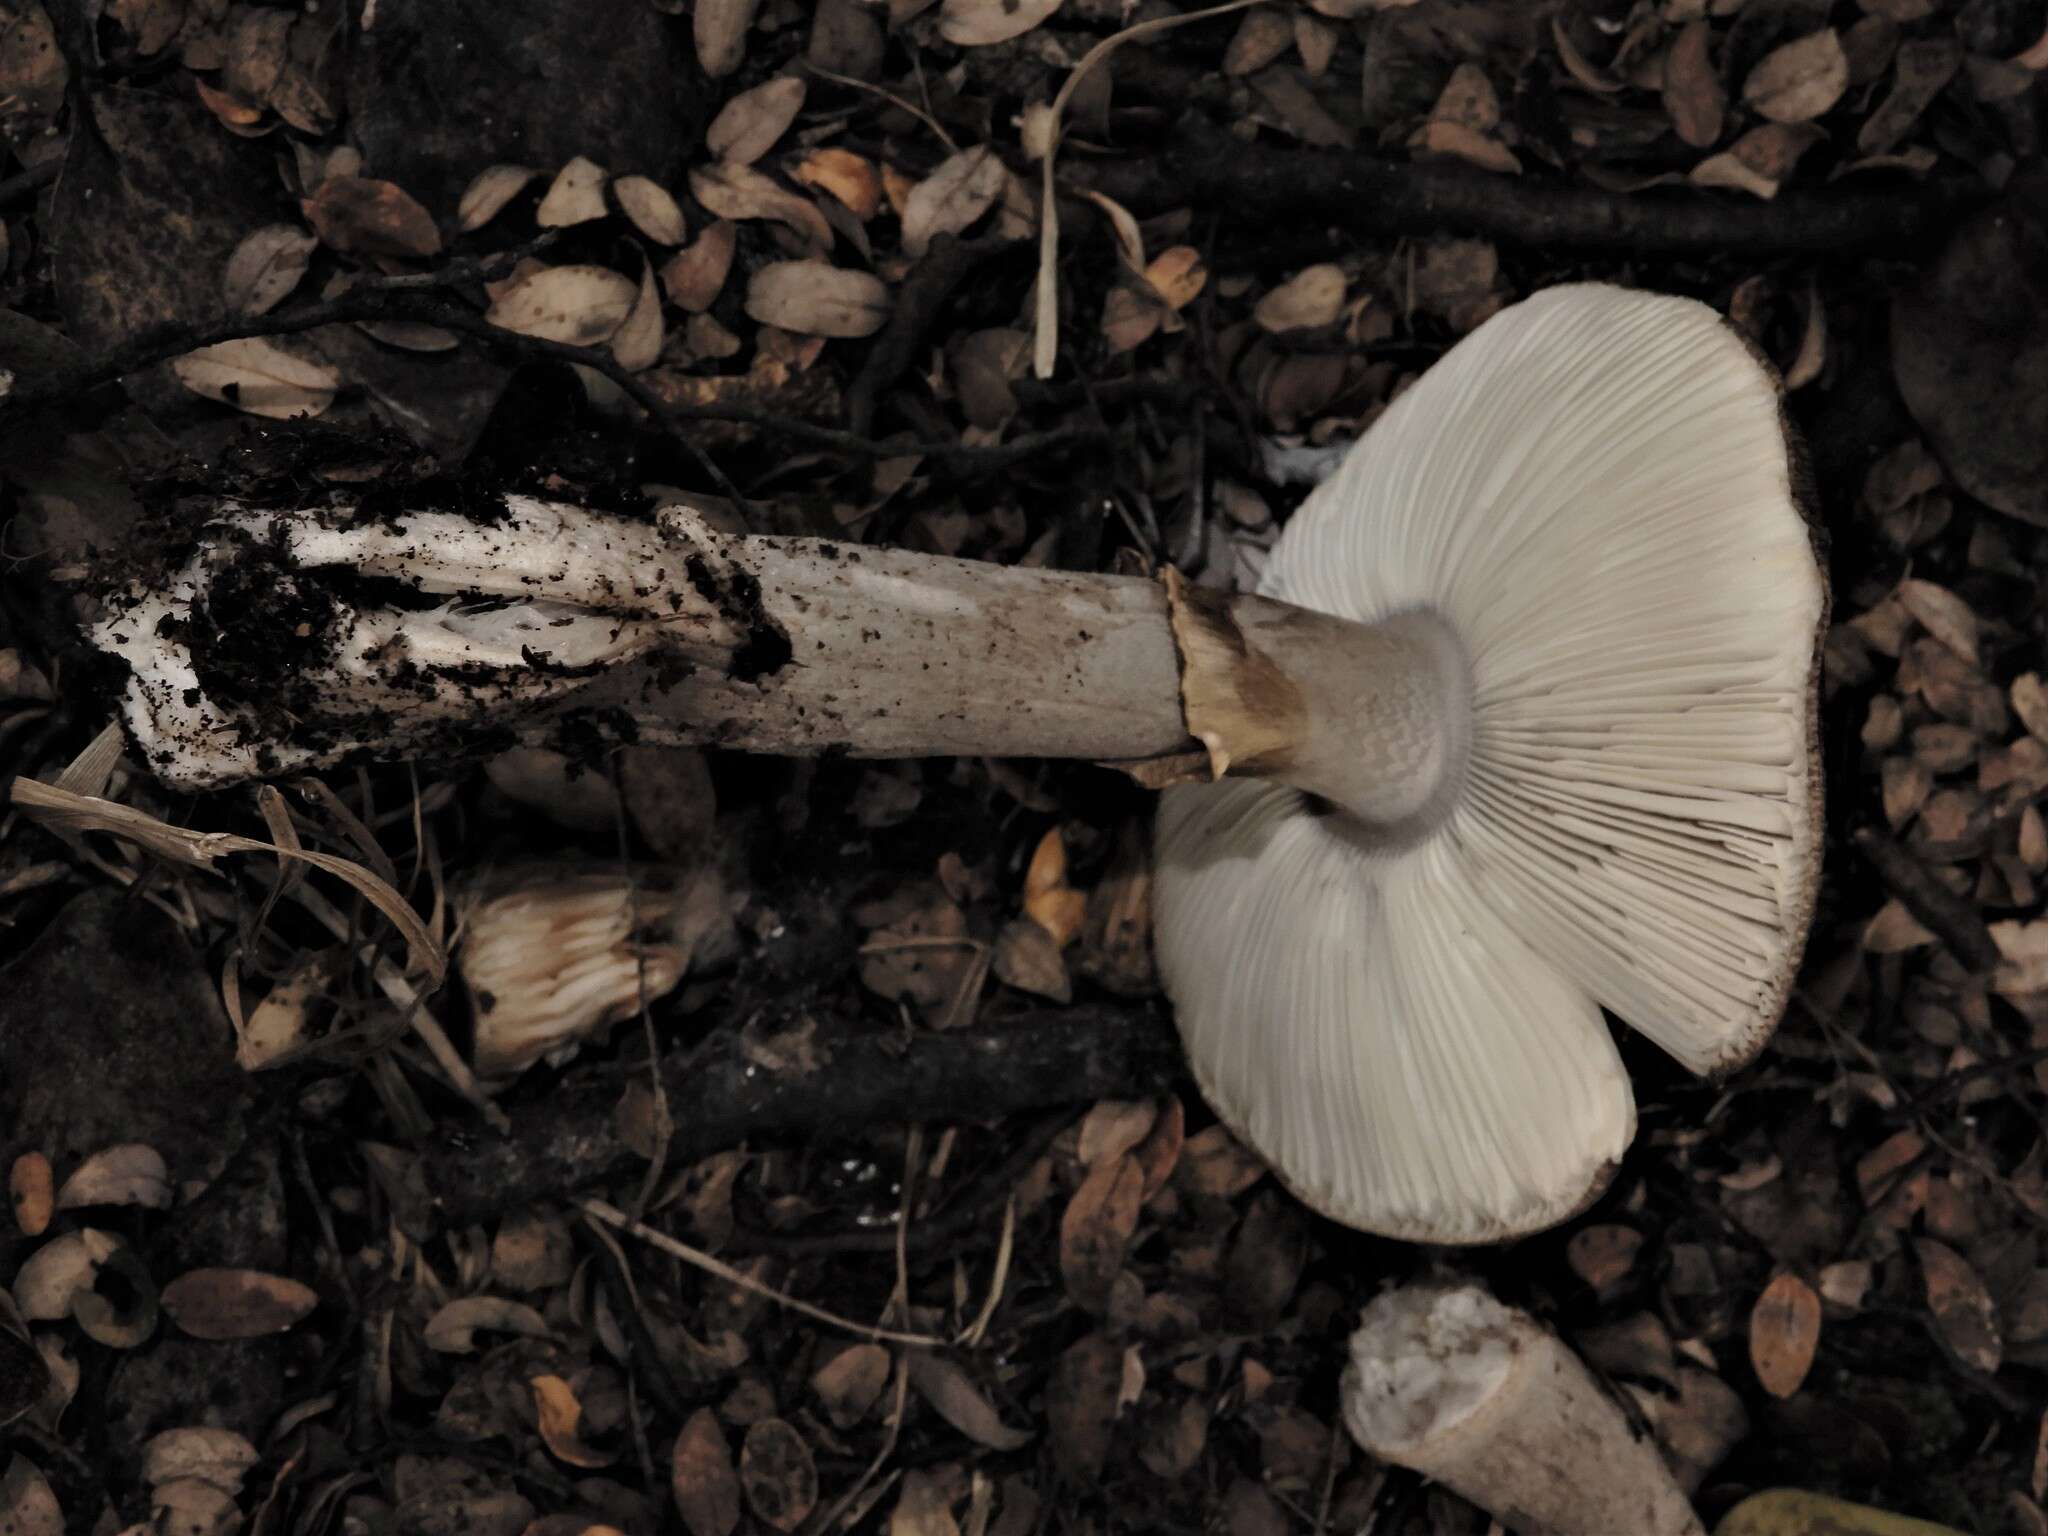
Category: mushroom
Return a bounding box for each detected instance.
[71,284,1824,1235]
[1155,283,1826,1241]
[1342,1279,1705,1536]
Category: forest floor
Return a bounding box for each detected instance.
[2,1,2048,1533]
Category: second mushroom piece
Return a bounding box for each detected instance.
[86,284,1826,1243]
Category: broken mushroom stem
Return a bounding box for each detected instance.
[1343,1281,1705,1536]
[94,493,1471,831]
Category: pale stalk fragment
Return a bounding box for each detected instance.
[1343,1282,1705,1536]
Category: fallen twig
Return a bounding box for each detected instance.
[1852,827,2001,973]
[1077,114,1980,258]
[391,1004,1186,1233]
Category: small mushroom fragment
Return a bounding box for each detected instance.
[1343,1281,1704,1536]
[459,864,732,1077]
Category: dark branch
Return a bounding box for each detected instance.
[387,1004,1187,1235]
[1078,114,1981,259]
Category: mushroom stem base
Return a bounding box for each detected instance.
[1343,1282,1704,1536]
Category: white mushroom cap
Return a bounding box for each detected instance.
[1155,284,1826,1243]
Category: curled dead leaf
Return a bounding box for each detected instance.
[611,259,666,371]
[906,1352,1034,1450]
[695,0,762,77]
[1254,264,1346,332]
[531,1374,615,1467]
[55,1144,170,1211]
[791,147,882,221]
[422,1295,551,1354]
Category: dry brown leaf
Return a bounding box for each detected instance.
[739,1419,816,1532]
[663,221,738,312]
[1743,29,1849,123]
[708,76,807,166]
[0,1457,62,1536]
[1919,1237,2002,1372]
[695,0,761,76]
[172,338,339,420]
[1567,1224,1643,1296]
[745,260,891,338]
[672,1407,741,1536]
[1145,247,1207,310]
[1897,578,1980,663]
[531,1374,615,1467]
[12,1230,118,1319]
[222,224,317,316]
[690,162,832,252]
[907,1353,1034,1449]
[611,259,666,371]
[791,147,882,220]
[1882,756,1933,827]
[193,77,266,132]
[889,1471,960,1536]
[1078,1101,1158,1168]
[992,918,1070,1001]
[1859,37,1959,155]
[1060,1152,1144,1313]
[1224,8,1294,75]
[9,1153,52,1237]
[457,164,539,231]
[1254,263,1346,332]
[55,1144,169,1212]
[1865,899,1937,952]
[811,1343,891,1428]
[302,175,441,258]
[1046,1331,1123,1483]
[421,1295,550,1353]
[1664,21,1725,147]
[1133,1096,1185,1198]
[1691,122,1825,197]
[1408,119,1520,174]
[2013,675,2048,740]
[160,1268,317,1340]
[1750,1272,1822,1397]
[485,265,638,345]
[614,175,688,245]
[939,0,1061,47]
[1179,1124,1266,1197]
[902,145,1008,258]
[537,156,610,228]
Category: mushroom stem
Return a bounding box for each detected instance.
[1342,1281,1705,1536]
[96,495,1469,814]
